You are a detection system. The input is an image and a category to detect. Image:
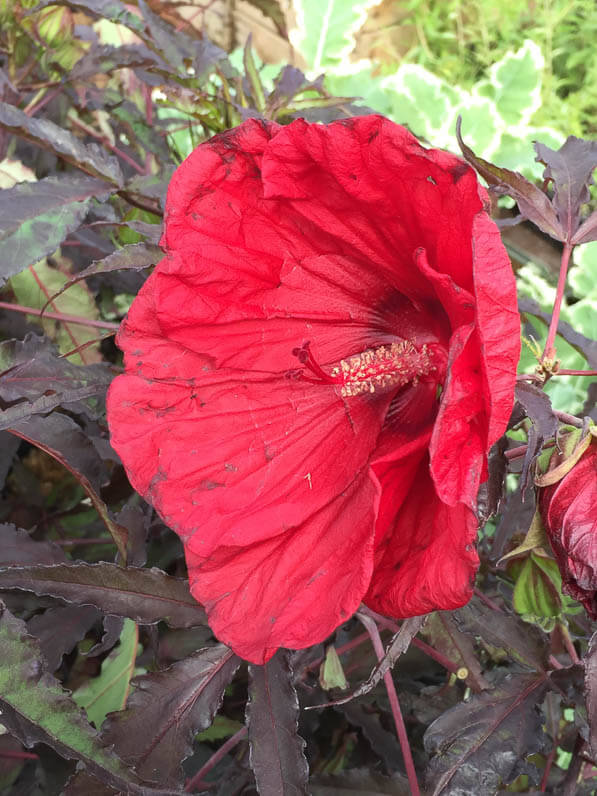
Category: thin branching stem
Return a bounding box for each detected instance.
[358,612,421,796]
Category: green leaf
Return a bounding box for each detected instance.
[0,602,145,792]
[197,714,244,742]
[10,258,104,363]
[290,0,382,71]
[319,644,348,690]
[512,552,564,627]
[74,619,140,729]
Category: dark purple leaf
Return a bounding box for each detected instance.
[0,601,147,792]
[30,0,145,35]
[6,413,126,560]
[101,644,240,786]
[572,207,597,245]
[584,631,597,759]
[0,562,207,628]
[514,381,559,494]
[247,650,309,795]
[456,117,564,241]
[424,672,548,795]
[28,605,100,671]
[125,169,174,207]
[69,44,164,81]
[88,615,124,658]
[48,243,162,304]
[491,484,536,562]
[477,436,509,523]
[8,412,108,494]
[453,598,549,670]
[0,174,115,284]
[310,768,410,795]
[0,335,112,422]
[338,701,403,773]
[0,524,67,566]
[519,296,597,369]
[0,101,123,185]
[62,766,119,795]
[535,136,597,242]
[421,613,490,692]
[0,433,20,489]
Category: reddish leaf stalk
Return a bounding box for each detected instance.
[0,750,38,760]
[362,608,461,674]
[542,242,573,363]
[358,612,420,795]
[473,587,504,613]
[27,265,87,363]
[540,741,557,791]
[555,369,597,376]
[69,115,146,175]
[0,300,120,330]
[184,726,247,792]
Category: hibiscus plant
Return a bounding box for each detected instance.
[1,2,597,795]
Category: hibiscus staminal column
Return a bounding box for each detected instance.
[292,340,438,397]
[107,114,520,664]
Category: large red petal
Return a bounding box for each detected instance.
[185,472,378,663]
[365,454,478,617]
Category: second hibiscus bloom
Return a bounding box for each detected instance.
[107,115,520,663]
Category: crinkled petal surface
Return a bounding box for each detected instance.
[107,115,520,662]
[539,444,597,617]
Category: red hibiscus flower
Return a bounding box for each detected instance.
[107,115,520,663]
[538,440,597,617]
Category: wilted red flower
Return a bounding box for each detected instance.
[107,115,520,663]
[538,440,597,617]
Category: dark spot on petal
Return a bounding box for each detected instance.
[270,616,277,624]
[368,129,380,143]
[450,161,470,183]
[200,479,225,490]
[427,175,437,185]
[264,446,275,461]
[224,463,238,472]
[349,173,357,180]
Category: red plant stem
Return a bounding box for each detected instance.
[540,742,557,791]
[363,609,461,674]
[184,726,247,792]
[358,612,421,796]
[554,410,584,428]
[473,586,504,613]
[69,115,146,175]
[24,85,62,117]
[548,654,564,670]
[542,242,573,363]
[0,300,120,330]
[0,750,38,760]
[28,265,84,361]
[307,631,372,671]
[555,369,597,376]
[505,444,527,461]
[60,332,115,359]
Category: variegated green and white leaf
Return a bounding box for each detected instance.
[290,0,382,72]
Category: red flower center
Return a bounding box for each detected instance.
[291,340,436,397]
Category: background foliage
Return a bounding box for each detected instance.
[1,1,597,794]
